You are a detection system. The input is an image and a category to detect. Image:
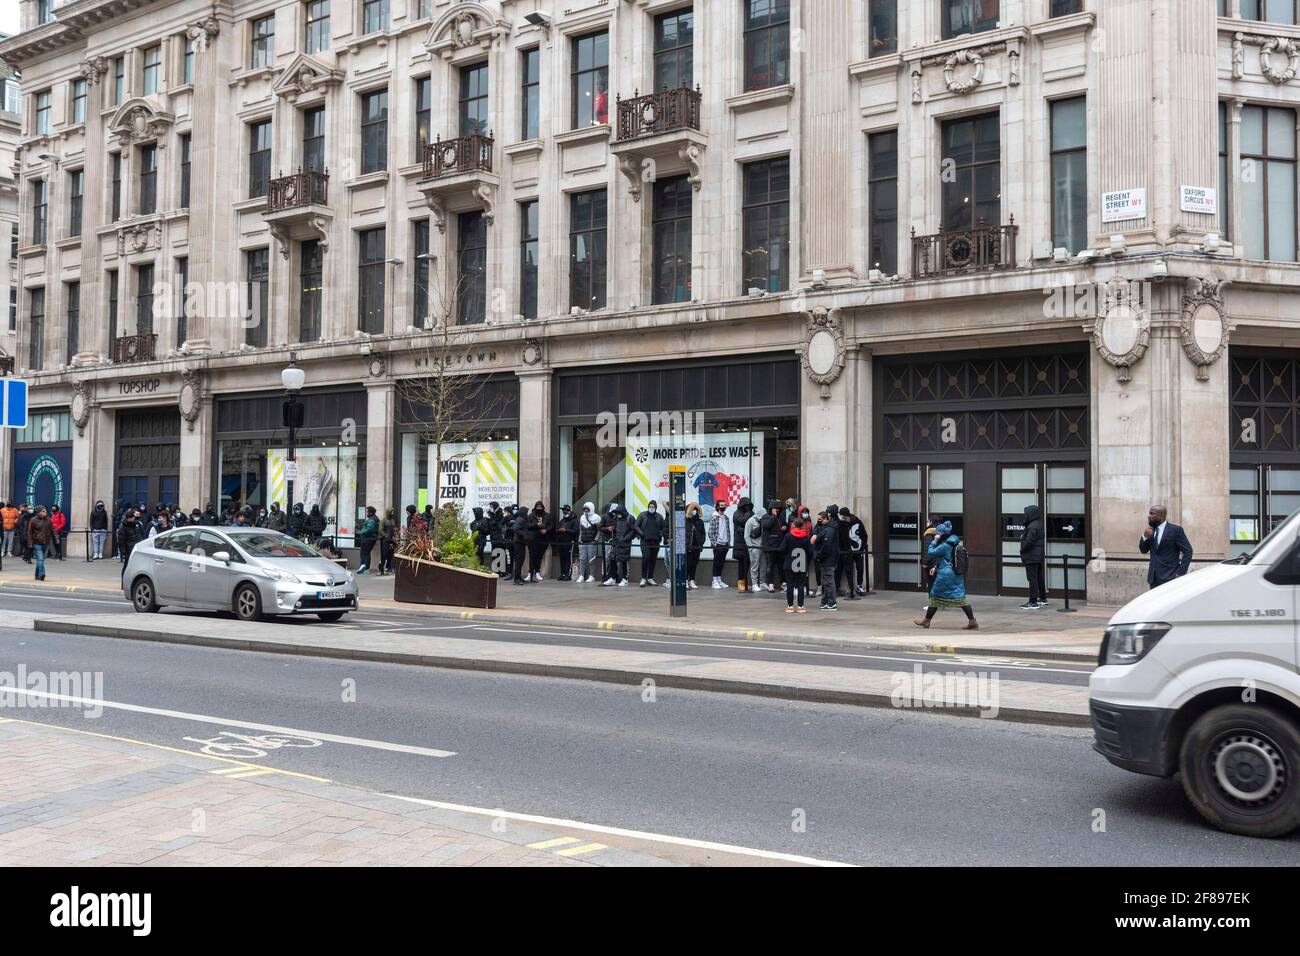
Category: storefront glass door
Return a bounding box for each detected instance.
[1230,465,1300,558]
[885,465,964,588]
[998,463,1087,596]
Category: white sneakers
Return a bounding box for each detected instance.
[602,578,616,586]
[618,579,628,587]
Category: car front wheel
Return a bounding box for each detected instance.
[233,583,263,622]
[131,578,160,614]
[1180,703,1300,838]
[316,611,346,622]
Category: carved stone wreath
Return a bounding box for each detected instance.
[1180,278,1230,382]
[367,353,387,379]
[179,369,204,431]
[1232,33,1300,84]
[801,308,846,394]
[943,49,985,95]
[1090,278,1151,384]
[70,380,93,436]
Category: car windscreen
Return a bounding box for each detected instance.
[227,533,323,558]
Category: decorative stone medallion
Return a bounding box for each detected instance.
[1180,278,1229,382]
[179,369,204,431]
[1092,278,1150,384]
[801,308,845,394]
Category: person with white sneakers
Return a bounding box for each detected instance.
[708,502,731,589]
[576,502,601,583]
[635,501,666,587]
[601,503,637,587]
[683,503,706,590]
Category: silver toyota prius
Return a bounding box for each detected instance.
[123,527,359,622]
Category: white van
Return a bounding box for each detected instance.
[1089,509,1300,838]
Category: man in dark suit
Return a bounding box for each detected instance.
[1139,504,1193,589]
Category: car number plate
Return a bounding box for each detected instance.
[317,590,345,600]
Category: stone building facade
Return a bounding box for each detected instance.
[2,0,1300,603]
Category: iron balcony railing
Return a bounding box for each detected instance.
[112,333,157,364]
[268,169,329,211]
[421,132,494,180]
[911,217,1018,278]
[615,86,702,141]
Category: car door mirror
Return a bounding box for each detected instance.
[212,551,232,565]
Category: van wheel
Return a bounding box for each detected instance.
[316,611,346,622]
[1179,704,1300,838]
[131,578,160,614]
[233,583,263,622]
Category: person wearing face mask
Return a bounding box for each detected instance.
[90,501,110,560]
[305,504,326,541]
[914,521,977,630]
[602,503,636,587]
[511,504,531,585]
[379,508,399,575]
[470,507,490,568]
[527,501,551,582]
[266,502,286,532]
[1139,504,1193,590]
[288,502,307,539]
[555,504,578,581]
[635,500,665,586]
[255,506,269,528]
[484,501,504,574]
[759,500,788,592]
[576,502,601,583]
[709,502,732,589]
[683,503,706,590]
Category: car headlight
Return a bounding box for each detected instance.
[1101,622,1171,665]
[261,568,302,585]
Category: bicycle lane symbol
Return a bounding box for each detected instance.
[182,731,325,760]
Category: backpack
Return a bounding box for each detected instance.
[952,541,970,577]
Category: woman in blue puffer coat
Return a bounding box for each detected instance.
[913,520,978,630]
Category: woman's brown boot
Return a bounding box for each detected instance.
[913,618,930,628]
[963,620,979,630]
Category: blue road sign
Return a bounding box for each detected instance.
[3,379,28,429]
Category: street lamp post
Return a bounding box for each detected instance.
[281,358,306,525]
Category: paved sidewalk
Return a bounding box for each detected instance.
[0,717,676,867]
[1,554,1111,661]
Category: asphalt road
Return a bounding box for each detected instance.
[3,624,1295,865]
[2,586,1093,687]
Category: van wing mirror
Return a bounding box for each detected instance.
[1263,539,1300,586]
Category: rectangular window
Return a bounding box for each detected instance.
[68,169,84,238]
[413,219,430,326]
[183,37,195,84]
[28,289,45,372]
[358,227,386,333]
[305,0,331,54]
[136,263,155,335]
[571,32,610,128]
[113,57,125,105]
[35,90,50,135]
[1219,101,1230,240]
[942,0,1000,39]
[111,152,122,221]
[363,0,389,35]
[1241,105,1297,261]
[569,189,607,311]
[32,180,47,245]
[175,256,189,346]
[1050,0,1082,15]
[940,111,1001,231]
[654,10,694,90]
[652,176,692,304]
[519,200,538,320]
[249,120,272,198]
[361,90,388,174]
[37,0,53,24]
[868,130,898,274]
[108,269,120,342]
[138,143,158,215]
[521,49,540,141]
[456,212,487,324]
[66,281,80,365]
[1050,97,1087,255]
[71,78,87,124]
[179,133,191,208]
[459,63,489,137]
[869,1,898,56]
[418,0,431,17]
[741,157,790,293]
[303,106,326,172]
[142,45,161,95]
[251,16,275,69]
[299,239,322,342]
[3,78,20,114]
[743,0,790,92]
[1240,0,1298,24]
[415,77,431,158]
[245,248,269,346]
[8,287,16,333]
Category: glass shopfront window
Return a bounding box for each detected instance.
[218,439,363,545]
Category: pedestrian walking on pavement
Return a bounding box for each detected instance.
[378,508,399,575]
[709,502,732,589]
[1,501,17,557]
[1019,504,1047,609]
[914,521,977,630]
[356,506,379,573]
[780,518,813,613]
[26,506,54,581]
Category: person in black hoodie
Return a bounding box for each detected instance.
[116,510,147,569]
[526,501,551,582]
[511,505,531,585]
[780,518,814,612]
[1019,504,1047,609]
[484,502,505,575]
[16,504,33,563]
[813,509,841,610]
[759,500,787,592]
[684,503,706,590]
[731,497,754,591]
[90,500,110,560]
[305,504,326,542]
[202,502,219,526]
[470,506,490,567]
[601,503,637,587]
[288,502,307,540]
[635,501,666,586]
[554,505,578,581]
[838,507,868,597]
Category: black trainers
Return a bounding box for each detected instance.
[1019,601,1035,610]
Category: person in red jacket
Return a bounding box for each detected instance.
[49,505,68,560]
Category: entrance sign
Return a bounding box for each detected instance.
[1,379,28,429]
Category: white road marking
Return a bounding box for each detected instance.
[383,792,853,867]
[467,626,1090,675]
[0,686,456,758]
[5,593,127,606]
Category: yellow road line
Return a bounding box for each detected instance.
[0,716,331,783]
[526,836,581,850]
[224,769,276,779]
[554,842,608,857]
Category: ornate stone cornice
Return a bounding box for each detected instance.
[108,99,176,147]
[425,2,511,60]
[271,53,345,101]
